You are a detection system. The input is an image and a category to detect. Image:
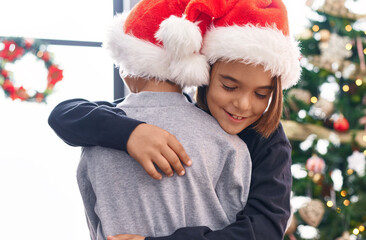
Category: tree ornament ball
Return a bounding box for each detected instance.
[333,115,350,132]
[319,29,331,42]
[313,98,334,118]
[299,199,325,227]
[306,155,326,173]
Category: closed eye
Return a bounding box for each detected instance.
[222,84,237,91]
[255,92,267,99]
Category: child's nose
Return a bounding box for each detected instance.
[233,94,251,112]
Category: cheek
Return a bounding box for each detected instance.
[207,87,231,109]
[253,99,271,115]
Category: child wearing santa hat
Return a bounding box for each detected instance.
[48,0,301,239]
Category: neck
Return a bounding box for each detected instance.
[142,80,182,93]
[125,76,182,93]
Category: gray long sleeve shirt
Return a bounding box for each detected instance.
[77,91,251,239]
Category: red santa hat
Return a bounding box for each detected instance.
[103,0,211,88]
[200,0,302,89]
[103,0,301,89]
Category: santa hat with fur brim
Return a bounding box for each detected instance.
[103,0,301,89]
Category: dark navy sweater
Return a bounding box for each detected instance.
[48,98,292,240]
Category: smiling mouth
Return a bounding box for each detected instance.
[224,110,247,122]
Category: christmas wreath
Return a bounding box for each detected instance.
[0,37,63,102]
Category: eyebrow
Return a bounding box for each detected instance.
[220,74,274,90]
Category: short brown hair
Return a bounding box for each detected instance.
[195,77,283,138]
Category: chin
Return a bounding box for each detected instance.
[221,125,242,135]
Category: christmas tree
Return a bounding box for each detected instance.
[282,0,366,239]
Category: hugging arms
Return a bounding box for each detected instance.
[48,96,292,240]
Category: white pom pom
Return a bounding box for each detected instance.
[155,15,203,59]
[169,54,210,87]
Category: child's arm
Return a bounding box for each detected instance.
[48,98,140,150]
[48,98,191,179]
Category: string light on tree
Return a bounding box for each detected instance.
[311,96,318,104]
[355,79,362,86]
[345,25,352,32]
[342,85,350,92]
[341,190,347,197]
[345,43,352,51]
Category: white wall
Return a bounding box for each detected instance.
[0,0,307,239]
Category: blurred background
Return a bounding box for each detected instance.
[0,0,365,239]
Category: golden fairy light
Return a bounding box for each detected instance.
[364,48,366,55]
[312,25,320,32]
[359,226,365,232]
[311,96,318,103]
[326,201,333,207]
[345,25,352,32]
[341,190,347,197]
[353,228,360,235]
[347,169,354,175]
[336,207,341,213]
[343,199,350,206]
[355,79,362,86]
[345,43,352,50]
[342,85,349,92]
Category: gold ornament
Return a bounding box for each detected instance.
[286,88,312,111]
[313,98,334,118]
[319,29,331,42]
[299,199,325,227]
[297,29,313,40]
[312,172,324,184]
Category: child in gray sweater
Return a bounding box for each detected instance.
[77,90,251,239]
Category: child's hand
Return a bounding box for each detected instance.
[107,234,145,240]
[127,123,192,180]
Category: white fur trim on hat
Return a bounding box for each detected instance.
[202,25,301,89]
[103,14,209,87]
[156,15,203,59]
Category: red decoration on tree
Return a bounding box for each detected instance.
[333,115,350,132]
[0,40,24,61]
